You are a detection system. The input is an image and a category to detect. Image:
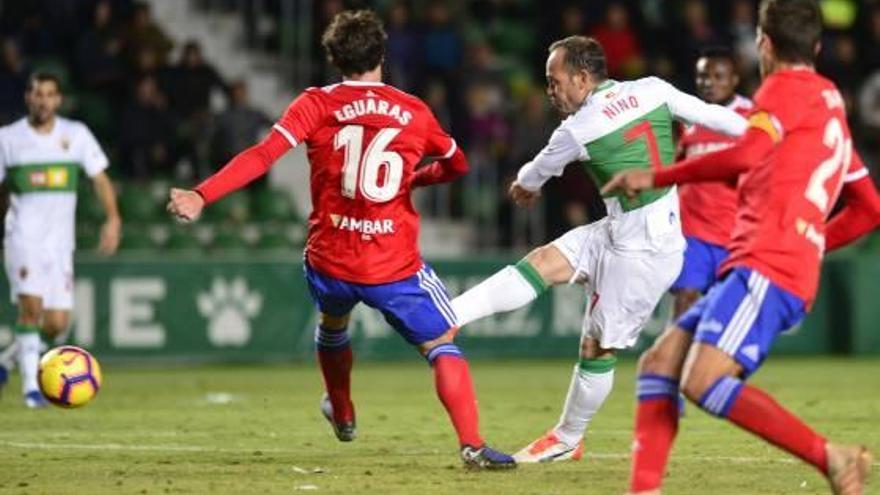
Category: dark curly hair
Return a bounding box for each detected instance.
[321,10,387,77]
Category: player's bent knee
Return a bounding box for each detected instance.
[580,338,615,360]
[320,313,350,331]
[672,289,701,319]
[42,312,70,337]
[418,328,457,356]
[524,244,572,286]
[681,363,734,404]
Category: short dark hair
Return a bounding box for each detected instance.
[548,36,608,82]
[27,72,62,93]
[698,46,736,66]
[321,10,387,77]
[759,0,822,64]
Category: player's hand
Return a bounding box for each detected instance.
[167,188,205,223]
[601,169,655,199]
[509,181,540,208]
[98,215,121,256]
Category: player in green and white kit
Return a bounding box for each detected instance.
[450,36,747,462]
[0,73,121,408]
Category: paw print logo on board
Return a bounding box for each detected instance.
[197,277,263,347]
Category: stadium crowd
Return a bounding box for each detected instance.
[1,0,878,248]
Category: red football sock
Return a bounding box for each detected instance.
[433,355,484,448]
[726,384,828,474]
[630,397,679,492]
[317,346,354,423]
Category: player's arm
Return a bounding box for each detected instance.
[91,172,121,255]
[601,113,777,198]
[658,77,748,136]
[825,154,880,252]
[412,112,469,188]
[168,130,292,222]
[78,124,120,255]
[168,91,321,222]
[512,127,587,207]
[412,144,469,188]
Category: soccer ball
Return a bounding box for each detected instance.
[38,346,103,408]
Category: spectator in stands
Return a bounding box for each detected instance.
[122,2,173,67]
[163,40,228,120]
[209,80,271,169]
[421,2,466,141]
[728,0,759,81]
[590,2,644,78]
[507,89,552,174]
[162,40,228,179]
[0,39,29,124]
[858,71,880,167]
[118,75,174,179]
[820,35,860,108]
[424,79,452,131]
[129,47,162,85]
[422,1,462,76]
[860,6,880,73]
[76,0,125,103]
[15,9,57,57]
[385,1,420,92]
[462,41,507,113]
[675,0,725,83]
[559,4,587,38]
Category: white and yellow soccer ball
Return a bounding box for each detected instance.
[38,346,103,408]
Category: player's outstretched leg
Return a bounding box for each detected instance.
[315,316,355,441]
[627,328,693,494]
[451,244,576,328]
[451,259,547,328]
[425,343,516,470]
[515,349,616,463]
[682,344,873,495]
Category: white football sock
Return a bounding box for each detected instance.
[553,360,616,447]
[16,332,41,394]
[451,262,547,327]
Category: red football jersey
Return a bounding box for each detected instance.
[721,69,866,305]
[678,95,753,246]
[273,81,457,284]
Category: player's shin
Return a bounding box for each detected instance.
[315,325,354,423]
[427,344,483,448]
[14,324,42,395]
[697,375,829,474]
[450,260,546,327]
[629,374,680,492]
[554,357,616,446]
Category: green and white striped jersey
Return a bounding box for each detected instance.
[0,117,109,251]
[517,77,748,212]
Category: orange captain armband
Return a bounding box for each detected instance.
[747,111,783,144]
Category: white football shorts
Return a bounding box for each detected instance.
[4,247,74,310]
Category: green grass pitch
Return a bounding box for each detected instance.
[0,357,877,494]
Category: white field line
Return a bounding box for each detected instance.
[2,440,878,468]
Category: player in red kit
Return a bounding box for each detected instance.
[670,46,753,318]
[166,10,515,470]
[604,0,880,493]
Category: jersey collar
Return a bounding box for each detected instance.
[341,80,385,87]
[593,80,616,93]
